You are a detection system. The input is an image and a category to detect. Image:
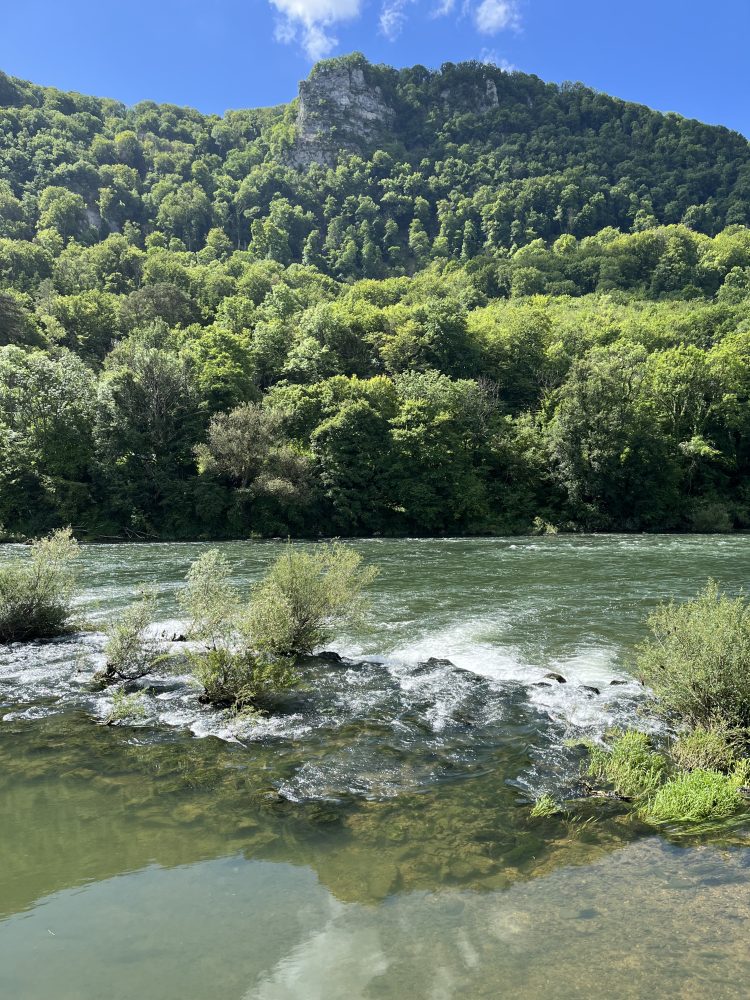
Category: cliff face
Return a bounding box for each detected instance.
[288,57,502,169]
[289,63,396,168]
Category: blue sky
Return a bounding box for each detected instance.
[1,0,748,136]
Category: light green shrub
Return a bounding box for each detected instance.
[179,548,297,709]
[586,730,668,799]
[644,763,749,824]
[107,688,147,723]
[191,646,297,711]
[99,592,168,683]
[637,581,750,728]
[178,549,239,647]
[670,724,738,773]
[244,542,378,656]
[0,527,80,642]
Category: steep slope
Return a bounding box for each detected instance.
[1,52,749,275]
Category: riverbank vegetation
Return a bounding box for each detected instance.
[1,60,750,539]
[583,583,750,825]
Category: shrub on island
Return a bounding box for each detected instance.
[98,592,169,684]
[179,543,375,710]
[0,528,80,643]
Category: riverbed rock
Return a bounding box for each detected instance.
[315,650,344,662]
[545,672,567,684]
[579,685,601,696]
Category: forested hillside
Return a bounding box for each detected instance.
[1,53,750,539]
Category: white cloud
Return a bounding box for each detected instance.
[479,47,517,70]
[474,0,521,34]
[380,0,413,40]
[432,0,456,15]
[269,0,362,60]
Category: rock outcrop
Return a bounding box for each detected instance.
[287,56,506,169]
[289,62,396,169]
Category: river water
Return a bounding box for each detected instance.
[1,536,749,998]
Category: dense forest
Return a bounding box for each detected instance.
[1,53,750,539]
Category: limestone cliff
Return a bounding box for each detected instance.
[289,61,395,168]
[288,56,504,169]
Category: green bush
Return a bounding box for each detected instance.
[99,592,168,683]
[586,730,669,798]
[191,646,297,711]
[670,724,738,773]
[107,688,147,723]
[637,581,750,728]
[178,549,239,647]
[644,763,750,824]
[179,548,297,709]
[0,527,80,642]
[245,542,378,656]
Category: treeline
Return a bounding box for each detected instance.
[1,224,750,538]
[1,60,750,538]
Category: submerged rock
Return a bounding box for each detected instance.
[314,650,344,663]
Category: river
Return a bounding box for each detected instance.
[1,535,749,998]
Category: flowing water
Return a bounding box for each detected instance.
[1,535,749,999]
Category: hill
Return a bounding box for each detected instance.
[1,55,750,540]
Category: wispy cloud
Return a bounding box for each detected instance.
[479,47,517,70]
[269,0,363,60]
[474,0,521,34]
[379,0,413,40]
[269,0,523,59]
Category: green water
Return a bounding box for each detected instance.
[1,536,749,998]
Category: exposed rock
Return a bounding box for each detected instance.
[423,657,457,668]
[579,685,601,696]
[545,672,567,684]
[289,62,396,169]
[609,679,629,686]
[288,57,504,169]
[315,650,344,662]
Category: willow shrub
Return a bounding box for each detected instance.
[0,528,80,642]
[179,549,297,710]
[245,542,378,656]
[99,592,168,684]
[637,582,750,729]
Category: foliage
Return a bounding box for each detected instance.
[179,548,297,709]
[0,60,750,539]
[99,592,168,683]
[669,724,739,773]
[179,549,239,646]
[643,763,750,824]
[245,542,378,656]
[529,793,559,817]
[0,528,80,642]
[586,730,669,799]
[190,646,297,711]
[637,582,750,729]
[107,687,147,723]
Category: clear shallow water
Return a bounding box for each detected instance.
[1,535,749,998]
